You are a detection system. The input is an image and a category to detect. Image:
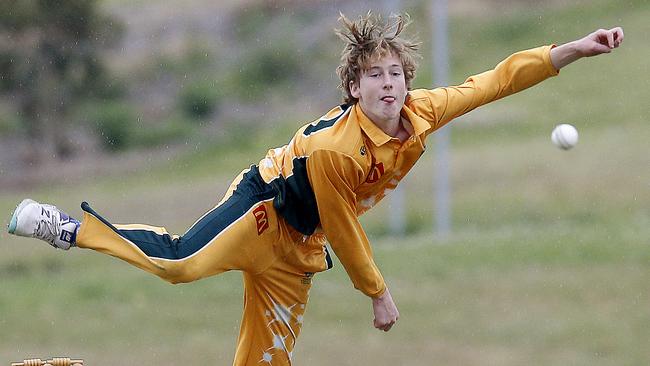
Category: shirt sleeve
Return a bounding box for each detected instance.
[306,149,386,298]
[409,45,559,132]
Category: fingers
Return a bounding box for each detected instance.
[591,28,613,49]
[611,26,624,47]
[374,317,397,332]
[595,27,624,48]
[373,311,399,332]
[582,27,623,56]
[606,29,615,48]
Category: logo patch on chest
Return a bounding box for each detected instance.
[365,162,385,183]
[253,205,270,235]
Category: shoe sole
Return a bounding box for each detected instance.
[8,198,36,234]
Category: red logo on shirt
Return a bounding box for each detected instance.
[253,205,269,235]
[365,162,384,183]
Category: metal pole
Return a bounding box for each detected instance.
[431,0,451,237]
[384,0,407,237]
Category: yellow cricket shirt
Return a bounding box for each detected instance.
[257,45,559,298]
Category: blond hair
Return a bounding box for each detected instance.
[336,12,420,104]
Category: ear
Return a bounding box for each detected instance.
[349,80,361,99]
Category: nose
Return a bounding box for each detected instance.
[382,74,393,89]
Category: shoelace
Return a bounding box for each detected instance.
[34,209,60,247]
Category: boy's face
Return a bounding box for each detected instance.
[350,53,407,129]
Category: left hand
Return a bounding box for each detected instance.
[550,27,624,69]
[372,287,399,332]
[574,27,624,57]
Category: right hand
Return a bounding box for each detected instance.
[372,287,399,332]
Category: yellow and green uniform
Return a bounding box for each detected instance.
[76,45,558,365]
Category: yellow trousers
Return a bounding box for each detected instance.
[76,167,332,365]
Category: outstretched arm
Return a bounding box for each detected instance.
[409,26,625,132]
[550,27,624,70]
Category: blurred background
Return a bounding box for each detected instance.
[1,0,648,365]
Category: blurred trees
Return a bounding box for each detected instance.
[0,1,339,164]
[0,0,123,163]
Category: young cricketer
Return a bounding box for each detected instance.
[8,12,624,366]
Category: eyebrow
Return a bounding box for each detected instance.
[367,64,403,71]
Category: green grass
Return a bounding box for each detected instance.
[303,232,650,366]
[1,229,648,365]
[1,0,649,365]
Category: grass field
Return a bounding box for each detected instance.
[1,1,649,365]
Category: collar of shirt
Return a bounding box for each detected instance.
[401,104,431,137]
[355,104,391,146]
[355,103,430,147]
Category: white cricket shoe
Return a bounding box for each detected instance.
[7,199,80,250]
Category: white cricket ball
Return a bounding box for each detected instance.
[551,124,579,150]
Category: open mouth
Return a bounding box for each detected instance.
[381,96,396,103]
